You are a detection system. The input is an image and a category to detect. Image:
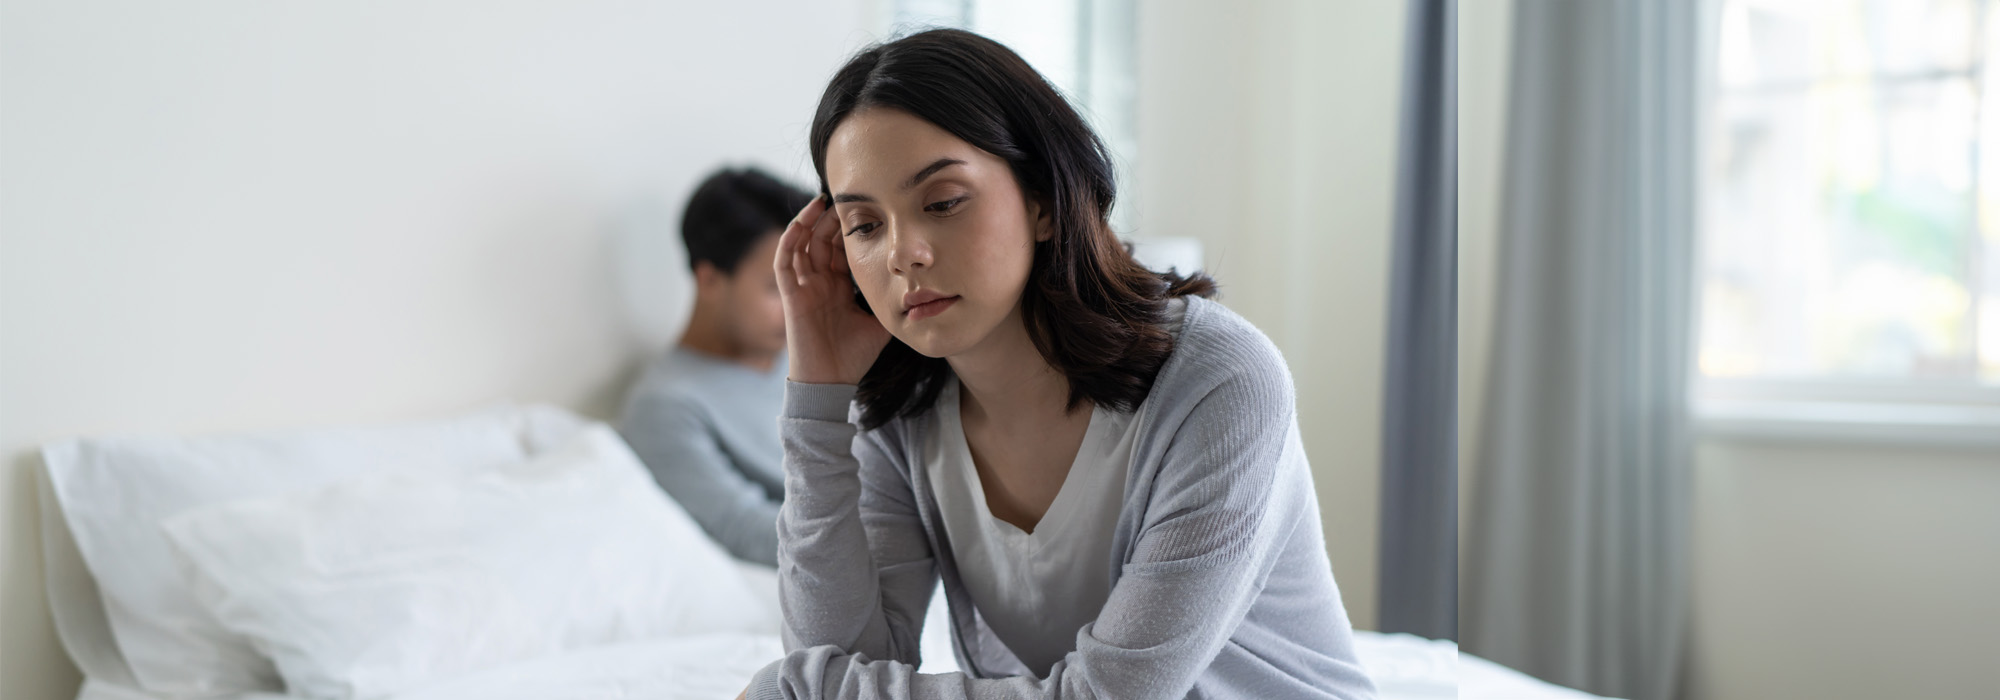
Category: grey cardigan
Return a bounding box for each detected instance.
[745,296,1378,699]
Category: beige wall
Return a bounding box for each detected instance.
[1685,439,2000,700]
[1458,0,1511,572]
[1135,0,1408,631]
[1458,3,2000,699]
[0,3,873,699]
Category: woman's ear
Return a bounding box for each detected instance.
[1029,199,1054,243]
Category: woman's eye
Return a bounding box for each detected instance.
[925,197,966,214]
[845,222,878,237]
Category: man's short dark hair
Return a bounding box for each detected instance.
[681,167,813,274]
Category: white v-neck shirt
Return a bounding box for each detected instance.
[923,373,1142,677]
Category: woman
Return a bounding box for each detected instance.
[739,28,1377,700]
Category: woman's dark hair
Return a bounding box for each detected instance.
[810,28,1218,430]
[681,167,814,274]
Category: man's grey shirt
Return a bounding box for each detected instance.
[618,346,788,565]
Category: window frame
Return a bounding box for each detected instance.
[1690,0,2000,446]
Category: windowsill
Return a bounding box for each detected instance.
[1692,396,2000,449]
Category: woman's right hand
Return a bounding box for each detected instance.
[775,195,892,385]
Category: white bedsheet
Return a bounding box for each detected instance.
[43,407,1611,700]
[1462,654,1621,700]
[77,557,1604,700]
[75,627,1615,700]
[393,634,786,700]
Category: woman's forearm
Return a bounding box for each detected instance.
[773,381,930,662]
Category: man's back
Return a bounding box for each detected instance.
[618,346,788,565]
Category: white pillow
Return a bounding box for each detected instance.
[42,405,543,698]
[162,425,773,700]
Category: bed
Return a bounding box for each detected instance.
[36,403,1614,700]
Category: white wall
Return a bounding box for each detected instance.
[0,3,874,699]
[1134,0,1408,632]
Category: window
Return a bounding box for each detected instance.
[888,0,1138,232]
[1698,0,2000,441]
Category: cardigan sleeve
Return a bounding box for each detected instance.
[769,381,937,666]
[749,358,1313,700]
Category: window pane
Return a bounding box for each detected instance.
[1979,2,2000,383]
[1702,0,1993,385]
[1719,0,1980,91]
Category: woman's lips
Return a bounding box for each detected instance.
[906,296,959,321]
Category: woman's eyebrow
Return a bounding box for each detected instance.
[903,158,965,189]
[832,158,967,204]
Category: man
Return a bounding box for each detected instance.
[620,167,808,566]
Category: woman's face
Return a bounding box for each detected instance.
[824,107,1048,359]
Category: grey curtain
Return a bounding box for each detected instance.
[1461,2,1697,700]
[1377,0,1457,643]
